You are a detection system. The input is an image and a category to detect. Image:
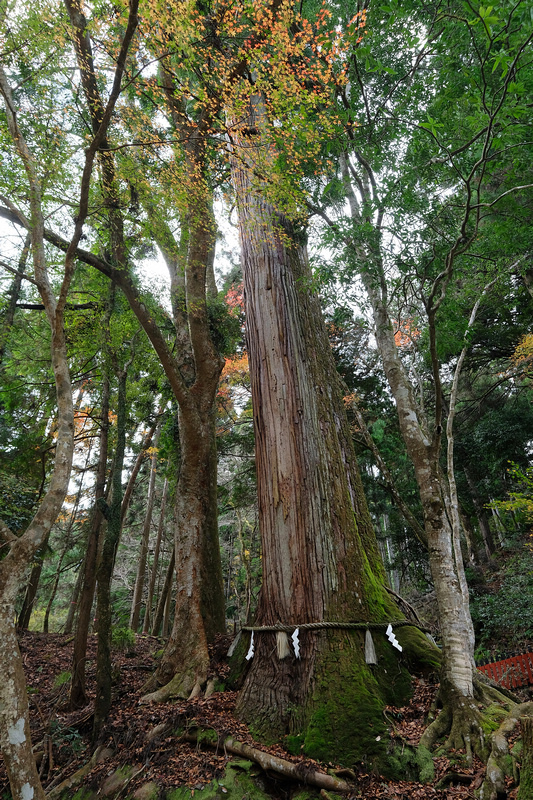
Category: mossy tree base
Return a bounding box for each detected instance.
[518,715,533,800]
[476,703,533,800]
[420,673,518,762]
[141,604,210,703]
[236,624,440,774]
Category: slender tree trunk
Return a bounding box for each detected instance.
[464,468,496,558]
[444,283,496,663]
[0,7,137,792]
[162,581,172,638]
[151,547,175,636]
[366,277,475,705]
[130,424,161,631]
[93,368,128,740]
[0,62,76,800]
[0,232,30,364]
[143,477,168,634]
[17,549,47,630]
[18,385,88,631]
[339,152,479,743]
[43,539,70,633]
[121,417,160,525]
[70,375,110,709]
[63,557,85,635]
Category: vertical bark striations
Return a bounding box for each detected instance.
[229,110,435,764]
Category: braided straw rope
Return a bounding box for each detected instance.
[242,620,431,633]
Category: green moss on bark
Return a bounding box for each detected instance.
[295,631,413,768]
[227,631,252,690]
[395,627,441,674]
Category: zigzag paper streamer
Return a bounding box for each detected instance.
[386,623,403,652]
[291,628,300,659]
[245,631,255,660]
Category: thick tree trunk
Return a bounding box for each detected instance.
[143,403,224,699]
[0,614,47,800]
[62,26,227,700]
[138,120,226,698]
[229,116,436,765]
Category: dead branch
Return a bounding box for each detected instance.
[182,729,353,793]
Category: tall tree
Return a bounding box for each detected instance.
[39,0,231,702]
[0,1,138,794]
[311,0,533,750]
[222,1,438,762]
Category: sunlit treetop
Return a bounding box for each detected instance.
[123,0,367,217]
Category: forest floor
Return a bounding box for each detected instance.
[0,631,524,800]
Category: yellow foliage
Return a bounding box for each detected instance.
[512,333,533,378]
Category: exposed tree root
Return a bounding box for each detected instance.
[474,672,518,705]
[420,674,516,760]
[182,728,353,793]
[419,706,451,752]
[45,745,113,799]
[478,702,533,800]
[140,665,207,704]
[419,672,533,799]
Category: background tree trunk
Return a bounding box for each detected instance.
[151,548,175,636]
[130,424,161,631]
[93,367,129,740]
[143,477,168,634]
[70,375,110,708]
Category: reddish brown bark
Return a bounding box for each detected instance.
[229,112,406,745]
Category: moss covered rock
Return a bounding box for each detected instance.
[166,760,271,800]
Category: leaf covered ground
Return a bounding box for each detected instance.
[0,631,522,799]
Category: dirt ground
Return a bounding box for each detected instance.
[0,631,522,799]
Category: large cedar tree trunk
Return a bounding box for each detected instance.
[230,125,437,765]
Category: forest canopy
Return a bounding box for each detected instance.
[1,0,533,799]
